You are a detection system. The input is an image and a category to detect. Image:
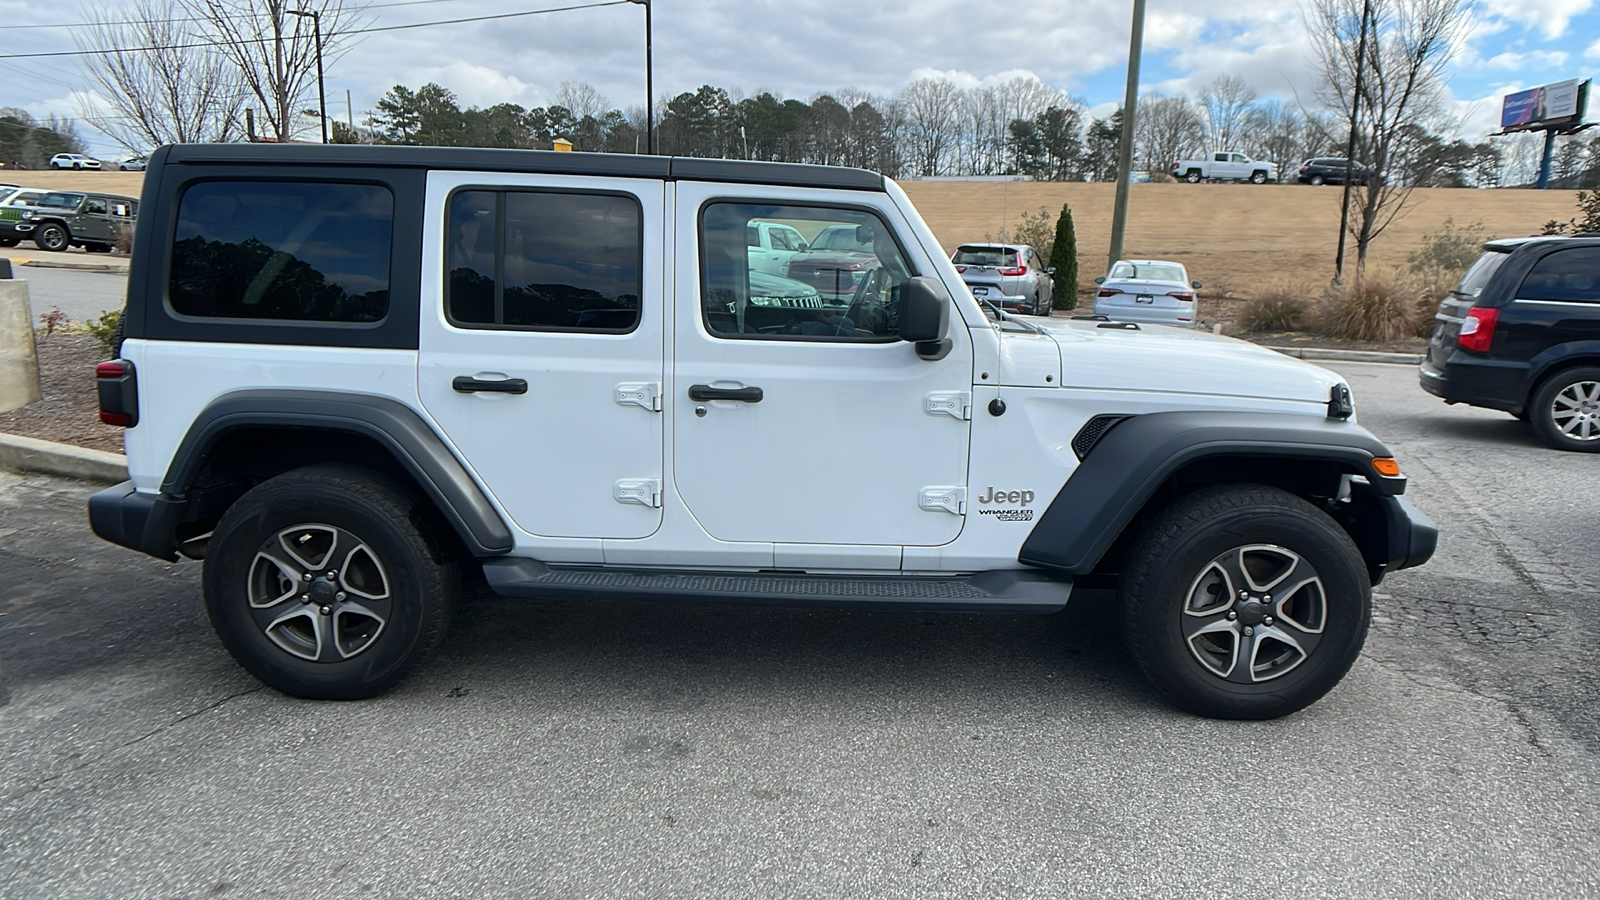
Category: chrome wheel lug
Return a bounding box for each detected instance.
[1227,611,1237,620]
[319,605,332,616]
[1244,626,1254,637]
[300,593,311,603]
[1264,616,1274,626]
[335,591,346,601]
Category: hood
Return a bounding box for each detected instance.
[1003,318,1344,405]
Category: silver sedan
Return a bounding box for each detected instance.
[1093,259,1202,328]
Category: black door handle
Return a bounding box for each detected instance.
[688,384,764,402]
[453,376,528,394]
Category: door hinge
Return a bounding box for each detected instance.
[925,391,972,421]
[615,382,662,412]
[614,478,662,508]
[919,486,966,516]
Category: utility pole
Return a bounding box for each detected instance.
[626,0,654,154]
[1335,0,1372,282]
[1107,0,1147,271]
[288,8,328,144]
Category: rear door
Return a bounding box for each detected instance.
[76,197,114,243]
[1428,249,1510,368]
[417,171,666,540]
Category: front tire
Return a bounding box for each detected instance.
[1528,366,1600,452]
[204,464,458,699]
[1119,485,1370,719]
[1250,171,1268,184]
[33,223,69,252]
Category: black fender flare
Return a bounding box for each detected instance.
[160,389,513,556]
[1018,410,1410,575]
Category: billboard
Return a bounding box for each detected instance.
[1500,79,1588,131]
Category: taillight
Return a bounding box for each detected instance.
[1457,307,1499,353]
[956,265,967,273]
[1166,291,1195,302]
[999,266,1026,276]
[95,359,138,427]
[1097,288,1118,297]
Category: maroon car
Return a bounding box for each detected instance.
[783,223,878,301]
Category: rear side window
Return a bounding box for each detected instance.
[446,189,642,332]
[169,181,393,322]
[1455,250,1509,299]
[1517,248,1600,303]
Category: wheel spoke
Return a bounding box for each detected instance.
[1244,623,1314,682]
[333,600,387,658]
[1236,544,1307,593]
[262,606,328,662]
[276,524,343,573]
[1186,617,1241,679]
[248,552,304,608]
[339,542,391,601]
[1184,561,1235,616]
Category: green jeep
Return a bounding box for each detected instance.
[6,190,138,253]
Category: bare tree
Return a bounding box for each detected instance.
[1305,0,1470,267]
[75,0,242,152]
[896,77,962,177]
[181,0,364,141]
[1136,94,1204,173]
[555,81,610,122]
[1245,99,1306,172]
[1199,74,1258,150]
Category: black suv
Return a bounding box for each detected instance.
[1419,235,1600,451]
[1296,158,1369,186]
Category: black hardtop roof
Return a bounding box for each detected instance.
[1484,234,1600,252]
[157,143,886,192]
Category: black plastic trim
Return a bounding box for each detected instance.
[88,480,183,561]
[1019,410,1401,574]
[161,390,512,556]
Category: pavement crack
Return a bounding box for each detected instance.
[1363,650,1554,759]
[2,684,267,804]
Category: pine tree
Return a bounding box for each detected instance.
[1050,203,1079,310]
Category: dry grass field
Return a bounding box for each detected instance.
[900,180,1583,297]
[8,166,1584,300]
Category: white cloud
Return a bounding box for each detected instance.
[401,62,541,110]
[1478,0,1592,38]
[1588,37,1600,58]
[1482,49,1570,69]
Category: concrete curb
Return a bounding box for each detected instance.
[0,432,127,483]
[21,259,129,274]
[1266,346,1425,366]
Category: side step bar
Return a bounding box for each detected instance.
[481,559,1071,613]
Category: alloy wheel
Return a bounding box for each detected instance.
[247,523,393,662]
[1550,380,1600,442]
[1182,544,1326,683]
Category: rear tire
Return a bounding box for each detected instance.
[1528,366,1600,452]
[1185,170,1202,184]
[204,464,459,699]
[1309,175,1325,186]
[1119,485,1371,719]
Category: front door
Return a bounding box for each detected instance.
[418,172,665,540]
[671,183,973,548]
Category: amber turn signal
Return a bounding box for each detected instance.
[1371,457,1401,477]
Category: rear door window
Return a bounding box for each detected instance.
[1517,248,1600,303]
[953,246,1018,267]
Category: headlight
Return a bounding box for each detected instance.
[21,210,33,219]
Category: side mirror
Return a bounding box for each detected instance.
[854,224,876,244]
[1045,267,1056,275]
[1192,280,1202,289]
[1094,276,1106,284]
[899,276,951,359]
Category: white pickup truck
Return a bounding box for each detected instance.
[1172,152,1277,184]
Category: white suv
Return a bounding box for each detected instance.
[48,153,101,170]
[89,144,1435,719]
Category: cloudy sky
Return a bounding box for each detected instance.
[0,0,1595,158]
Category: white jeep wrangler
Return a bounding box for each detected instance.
[90,145,1435,719]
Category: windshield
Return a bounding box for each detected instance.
[953,246,1020,267]
[1109,262,1186,283]
[1455,250,1509,299]
[811,226,874,253]
[38,192,85,209]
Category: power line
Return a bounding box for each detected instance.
[0,1,628,60]
[0,0,473,32]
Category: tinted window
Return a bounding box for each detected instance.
[39,192,84,209]
[701,202,914,341]
[1455,250,1509,299]
[169,181,393,322]
[953,246,1019,267]
[1518,247,1600,303]
[446,189,642,332]
[85,198,107,214]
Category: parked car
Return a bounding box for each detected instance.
[1093,259,1202,327]
[1419,234,1600,451]
[119,156,148,172]
[951,243,1054,316]
[782,223,879,300]
[1296,158,1370,186]
[0,188,51,246]
[88,142,1435,720]
[1172,152,1277,184]
[0,187,46,207]
[49,153,101,170]
[745,219,809,276]
[5,190,137,252]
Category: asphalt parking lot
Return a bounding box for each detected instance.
[2,361,1597,898]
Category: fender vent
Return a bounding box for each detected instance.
[1072,414,1132,460]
